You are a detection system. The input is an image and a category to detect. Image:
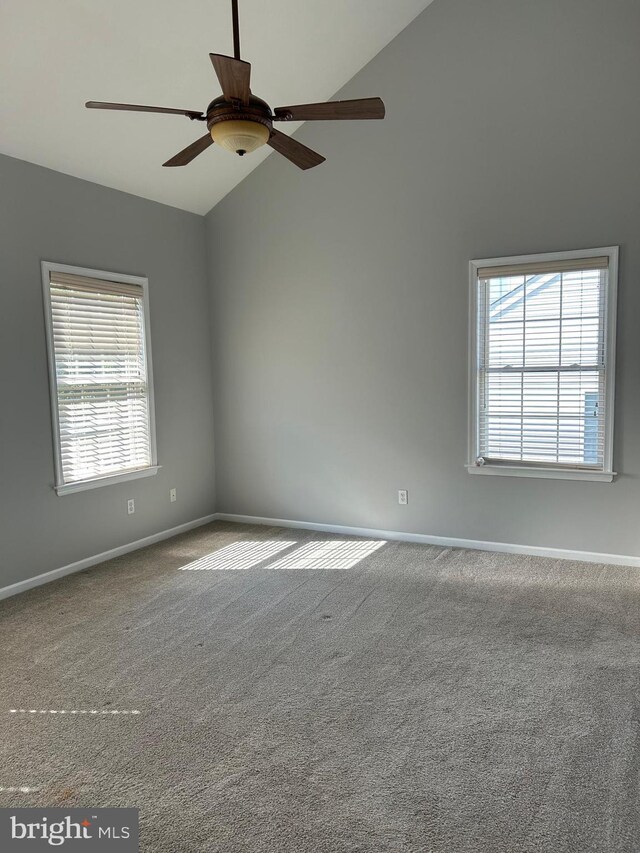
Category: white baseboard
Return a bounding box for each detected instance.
[4,510,637,604]
[213,513,640,568]
[0,514,217,602]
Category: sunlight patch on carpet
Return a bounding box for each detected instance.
[267,540,386,570]
[0,787,40,793]
[9,709,141,715]
[178,540,296,571]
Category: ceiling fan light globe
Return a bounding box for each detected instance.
[210,120,269,155]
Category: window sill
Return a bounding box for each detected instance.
[466,464,615,483]
[55,465,161,495]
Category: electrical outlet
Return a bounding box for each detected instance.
[170,488,177,503]
[398,490,408,505]
[127,498,135,515]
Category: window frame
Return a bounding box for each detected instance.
[467,246,619,483]
[41,261,159,495]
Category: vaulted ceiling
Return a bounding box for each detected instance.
[0,0,435,214]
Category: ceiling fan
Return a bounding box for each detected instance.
[86,0,385,171]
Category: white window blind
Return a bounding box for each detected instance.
[469,249,617,480]
[45,268,156,490]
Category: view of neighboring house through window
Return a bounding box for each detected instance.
[42,263,157,494]
[468,248,618,481]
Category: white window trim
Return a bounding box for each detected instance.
[41,261,159,495]
[467,246,619,483]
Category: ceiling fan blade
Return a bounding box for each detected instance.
[273,97,385,122]
[163,133,213,167]
[267,129,325,170]
[209,54,251,105]
[86,101,204,119]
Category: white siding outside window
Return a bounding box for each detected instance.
[42,262,158,495]
[468,247,618,482]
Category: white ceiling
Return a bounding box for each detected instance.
[0,0,434,215]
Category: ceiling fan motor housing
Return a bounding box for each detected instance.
[207,95,272,155]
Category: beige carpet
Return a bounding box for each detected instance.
[1,521,639,852]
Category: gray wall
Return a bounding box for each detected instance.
[0,154,216,588]
[206,0,640,557]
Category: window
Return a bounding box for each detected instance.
[468,247,618,482]
[42,262,158,494]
